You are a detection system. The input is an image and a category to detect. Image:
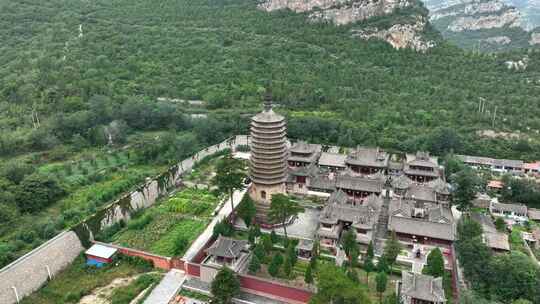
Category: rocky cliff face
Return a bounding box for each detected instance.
[259,0,436,51]
[425,0,535,51]
[351,16,436,51]
[259,0,411,25]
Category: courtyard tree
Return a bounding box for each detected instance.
[423,248,444,278]
[286,243,298,267]
[211,267,240,304]
[364,241,376,284]
[268,194,303,240]
[310,263,371,304]
[376,271,388,303]
[452,168,481,212]
[341,229,359,260]
[494,217,506,232]
[382,231,401,271]
[248,255,261,274]
[262,234,273,252]
[237,195,257,227]
[213,153,245,221]
[247,223,261,244]
[268,253,284,277]
[253,243,265,261]
[304,263,314,284]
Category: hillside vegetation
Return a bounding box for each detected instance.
[3,0,540,267]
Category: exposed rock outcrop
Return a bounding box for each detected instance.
[351,17,436,52]
[447,7,520,31]
[482,36,511,45]
[504,56,529,71]
[530,32,540,45]
[259,0,434,51]
[259,0,412,25]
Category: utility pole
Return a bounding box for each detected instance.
[492,106,498,128]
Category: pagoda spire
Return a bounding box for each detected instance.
[263,87,273,111]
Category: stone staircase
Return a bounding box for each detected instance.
[374,194,391,254]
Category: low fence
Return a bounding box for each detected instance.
[0,135,248,304]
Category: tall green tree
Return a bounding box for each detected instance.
[211,267,240,304]
[15,173,65,213]
[305,263,314,284]
[364,241,376,284]
[268,194,303,240]
[423,248,444,278]
[376,272,388,303]
[452,168,481,211]
[268,253,283,277]
[382,231,401,271]
[248,255,261,274]
[341,229,359,259]
[310,264,371,304]
[237,195,257,227]
[213,153,245,220]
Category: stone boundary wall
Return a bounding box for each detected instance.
[0,135,249,304]
[0,231,84,304]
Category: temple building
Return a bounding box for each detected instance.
[287,141,321,168]
[404,152,442,183]
[318,190,382,253]
[399,271,447,304]
[248,90,288,222]
[345,147,389,175]
[388,197,455,246]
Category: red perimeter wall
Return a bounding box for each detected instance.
[239,274,312,303]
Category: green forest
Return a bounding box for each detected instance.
[2,0,540,268]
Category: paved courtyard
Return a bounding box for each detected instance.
[235,207,321,240]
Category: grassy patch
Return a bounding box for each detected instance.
[20,255,151,304]
[110,273,161,304]
[179,289,212,301]
[110,188,216,257]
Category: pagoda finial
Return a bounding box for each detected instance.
[263,87,273,111]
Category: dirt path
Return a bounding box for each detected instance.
[78,275,140,304]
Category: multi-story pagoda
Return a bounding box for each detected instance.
[248,89,287,223]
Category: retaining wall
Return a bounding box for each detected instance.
[0,231,84,304]
[0,135,248,304]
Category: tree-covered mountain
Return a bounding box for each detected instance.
[1,0,540,162]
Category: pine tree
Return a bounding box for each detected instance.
[268,253,283,277]
[283,256,292,277]
[270,230,278,244]
[423,247,445,278]
[253,243,265,261]
[262,234,273,252]
[211,267,240,304]
[286,243,298,267]
[376,271,388,303]
[305,263,314,284]
[248,255,261,275]
[364,241,375,284]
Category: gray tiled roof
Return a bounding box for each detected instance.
[346,147,389,168]
[309,175,336,191]
[289,141,321,154]
[490,201,528,214]
[406,152,438,168]
[319,191,382,229]
[457,155,523,168]
[528,208,540,221]
[427,178,450,195]
[336,173,383,193]
[391,175,414,189]
[205,236,248,258]
[389,199,455,241]
[401,271,446,303]
[405,185,437,203]
[318,152,347,168]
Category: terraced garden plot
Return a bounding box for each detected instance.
[110,188,219,257]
